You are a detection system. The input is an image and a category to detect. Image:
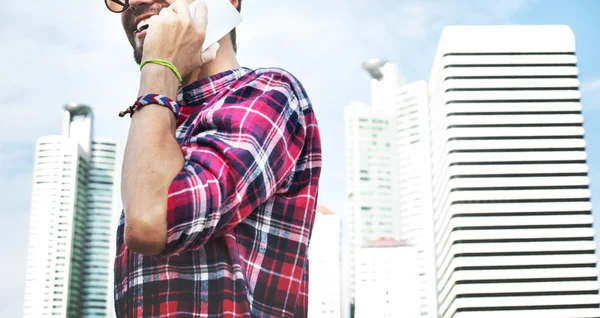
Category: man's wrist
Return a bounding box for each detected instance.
[138,63,180,98]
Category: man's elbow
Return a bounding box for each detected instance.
[124,215,167,256]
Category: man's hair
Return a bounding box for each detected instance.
[230,0,242,53]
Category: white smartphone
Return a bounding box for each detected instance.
[188,0,243,51]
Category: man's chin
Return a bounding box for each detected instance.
[134,48,143,65]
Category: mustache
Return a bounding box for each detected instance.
[126,4,165,31]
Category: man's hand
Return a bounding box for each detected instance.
[142,0,220,79]
[122,0,222,256]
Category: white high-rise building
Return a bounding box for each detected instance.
[308,205,342,318]
[355,240,420,318]
[84,138,119,317]
[395,80,438,318]
[23,103,119,318]
[428,25,600,318]
[344,99,397,314]
[363,60,438,317]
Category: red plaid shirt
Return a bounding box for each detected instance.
[114,67,322,317]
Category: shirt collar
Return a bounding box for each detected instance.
[177,67,251,106]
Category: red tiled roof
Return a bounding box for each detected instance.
[363,238,411,248]
[316,204,335,215]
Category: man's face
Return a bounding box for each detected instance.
[121,0,175,64]
[117,0,239,64]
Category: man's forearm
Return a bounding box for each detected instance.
[121,64,184,255]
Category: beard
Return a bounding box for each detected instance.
[133,45,143,65]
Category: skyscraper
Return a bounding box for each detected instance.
[308,205,342,317]
[363,60,437,317]
[344,60,436,317]
[428,25,600,318]
[344,99,396,314]
[84,138,119,317]
[394,80,438,318]
[23,103,118,318]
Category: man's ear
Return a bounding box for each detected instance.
[230,0,239,10]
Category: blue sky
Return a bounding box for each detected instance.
[1,0,599,317]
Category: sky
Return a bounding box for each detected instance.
[1,0,600,317]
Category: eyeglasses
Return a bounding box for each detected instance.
[105,0,129,13]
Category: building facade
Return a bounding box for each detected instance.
[84,138,119,317]
[354,240,420,318]
[23,103,118,318]
[308,205,342,317]
[344,99,397,315]
[392,80,438,318]
[428,25,600,318]
[363,60,438,317]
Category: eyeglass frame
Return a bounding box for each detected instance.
[105,0,130,13]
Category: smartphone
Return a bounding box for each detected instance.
[188,0,243,51]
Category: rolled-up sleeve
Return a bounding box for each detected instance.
[158,73,306,257]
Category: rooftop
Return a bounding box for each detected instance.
[363,238,412,248]
[316,204,335,215]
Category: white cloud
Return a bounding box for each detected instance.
[236,0,534,216]
[581,79,600,92]
[0,0,534,314]
[581,78,600,112]
[0,0,136,144]
[0,143,33,317]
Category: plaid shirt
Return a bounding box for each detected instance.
[114,67,322,317]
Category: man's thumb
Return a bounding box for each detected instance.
[202,42,220,64]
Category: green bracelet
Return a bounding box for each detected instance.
[140,59,183,84]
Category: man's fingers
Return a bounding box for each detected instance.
[158,7,178,24]
[192,0,208,31]
[169,0,191,19]
[201,42,220,64]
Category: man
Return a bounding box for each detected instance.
[106,0,322,316]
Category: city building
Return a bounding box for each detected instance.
[84,138,119,317]
[428,25,600,318]
[22,103,119,318]
[354,239,420,318]
[344,99,397,315]
[389,79,437,318]
[308,205,342,317]
[360,59,437,317]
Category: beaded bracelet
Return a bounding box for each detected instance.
[119,94,180,118]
